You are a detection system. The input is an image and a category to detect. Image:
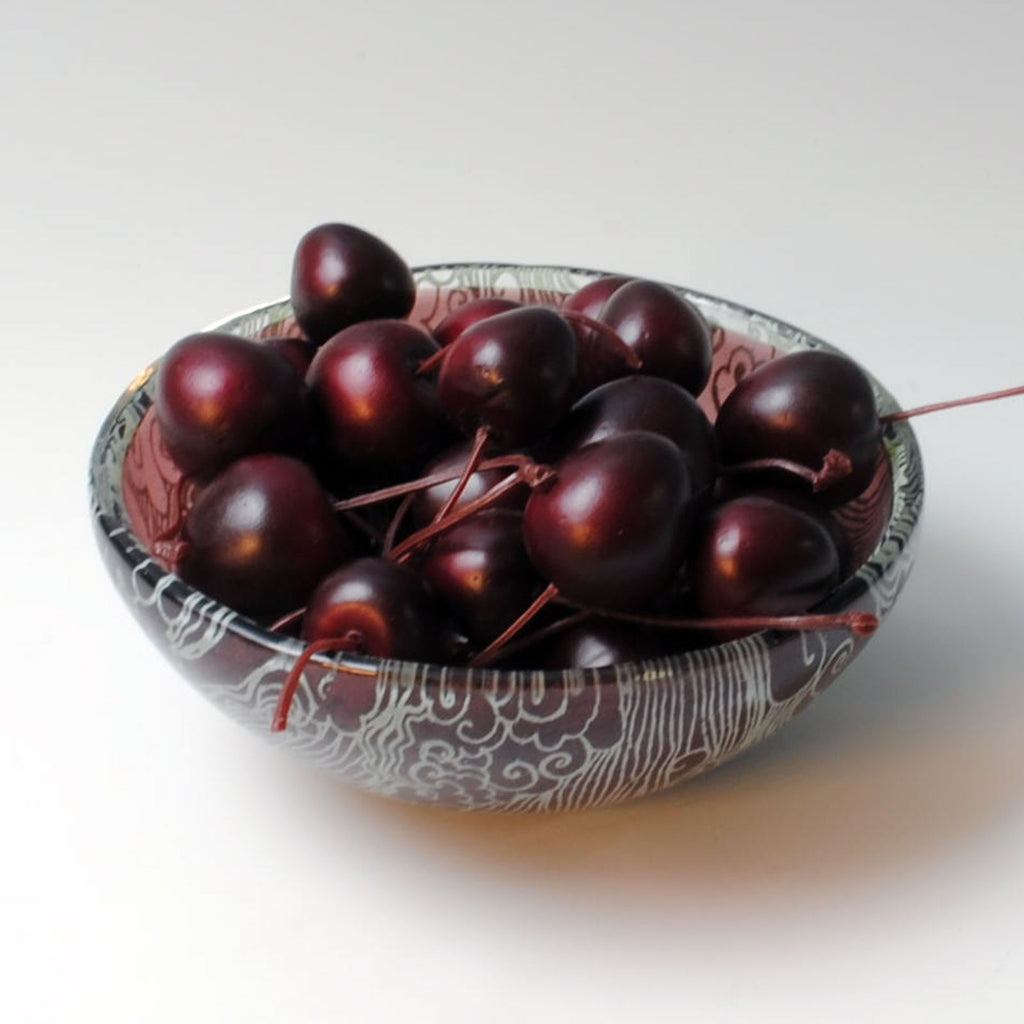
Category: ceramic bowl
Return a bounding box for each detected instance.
[89,264,923,811]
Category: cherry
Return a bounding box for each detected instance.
[263,335,317,378]
[307,319,451,475]
[563,275,634,320]
[715,349,880,504]
[432,297,521,348]
[155,332,306,479]
[548,375,718,500]
[693,494,841,638]
[411,441,528,526]
[301,557,440,660]
[598,280,712,396]
[437,306,578,449]
[290,223,415,345]
[543,618,676,670]
[523,431,693,611]
[419,511,543,645]
[178,454,349,620]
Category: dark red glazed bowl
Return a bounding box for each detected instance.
[89,264,923,811]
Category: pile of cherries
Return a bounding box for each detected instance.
[152,222,929,730]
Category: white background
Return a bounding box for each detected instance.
[4,1,1024,1021]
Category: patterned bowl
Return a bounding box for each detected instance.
[89,264,923,812]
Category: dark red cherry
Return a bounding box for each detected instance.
[307,320,450,475]
[301,557,439,661]
[549,376,718,500]
[523,432,693,610]
[419,511,542,645]
[290,223,416,345]
[715,350,880,504]
[599,280,712,395]
[179,455,348,620]
[264,334,317,377]
[156,332,306,480]
[694,494,841,637]
[411,441,528,526]
[432,297,521,348]
[543,618,674,670]
[563,275,634,319]
[437,306,577,448]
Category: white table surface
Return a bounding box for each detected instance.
[4,2,1023,1021]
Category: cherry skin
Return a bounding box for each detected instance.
[155,332,306,479]
[599,280,712,396]
[301,557,440,661]
[715,349,880,504]
[411,441,528,527]
[548,375,718,501]
[263,334,317,378]
[432,297,521,348]
[563,275,634,319]
[179,454,349,620]
[523,431,694,611]
[437,306,577,448]
[694,494,841,637]
[307,319,450,476]
[290,223,416,346]
[419,511,543,645]
[543,619,676,670]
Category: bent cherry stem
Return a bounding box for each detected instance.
[882,383,1024,423]
[721,449,853,493]
[430,425,491,525]
[271,631,369,732]
[559,309,643,370]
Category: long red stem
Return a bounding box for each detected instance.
[390,466,553,563]
[472,609,594,668]
[721,449,853,493]
[558,604,880,638]
[561,309,643,369]
[271,631,370,733]
[383,493,416,555]
[269,607,306,634]
[416,346,448,376]
[470,584,561,666]
[883,383,1024,423]
[333,455,536,511]
[432,425,490,524]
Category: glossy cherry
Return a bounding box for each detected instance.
[548,375,718,500]
[419,511,543,645]
[301,557,440,660]
[715,349,880,504]
[307,319,450,475]
[432,297,521,348]
[263,334,317,378]
[563,275,634,320]
[290,223,416,345]
[693,494,841,637]
[155,332,306,479]
[543,618,676,670]
[437,306,578,449]
[178,454,348,620]
[598,280,712,395]
[523,431,694,610]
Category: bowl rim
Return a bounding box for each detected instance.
[89,261,924,689]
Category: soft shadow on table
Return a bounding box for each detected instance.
[251,527,1023,906]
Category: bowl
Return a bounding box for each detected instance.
[89,263,924,812]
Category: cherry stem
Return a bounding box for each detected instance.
[383,492,416,555]
[559,603,880,639]
[271,630,367,733]
[471,609,594,668]
[721,448,853,493]
[560,309,643,370]
[431,425,491,525]
[333,454,537,511]
[390,464,555,563]
[339,508,386,546]
[882,383,1024,423]
[269,607,306,634]
[416,346,448,376]
[470,584,561,666]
